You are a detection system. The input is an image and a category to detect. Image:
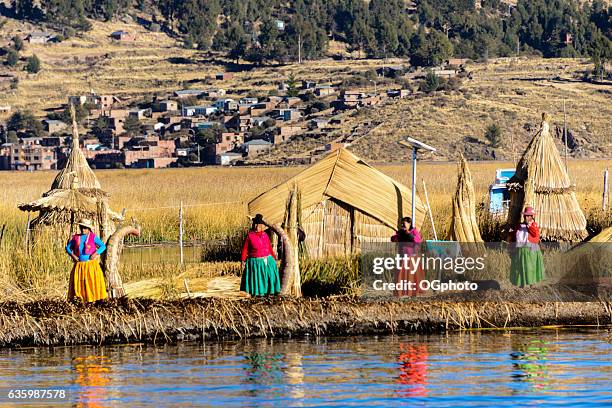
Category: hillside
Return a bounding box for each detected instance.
[0,17,610,162]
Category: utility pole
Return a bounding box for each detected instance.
[516,39,520,57]
[298,33,302,64]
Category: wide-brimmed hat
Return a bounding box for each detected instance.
[522,206,536,216]
[77,218,94,229]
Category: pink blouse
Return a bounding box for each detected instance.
[241,231,276,261]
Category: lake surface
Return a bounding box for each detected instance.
[1,328,610,407]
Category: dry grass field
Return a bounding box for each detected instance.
[0,158,609,300]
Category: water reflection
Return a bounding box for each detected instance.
[396,343,428,398]
[72,355,111,408]
[0,329,609,406]
[511,340,550,391]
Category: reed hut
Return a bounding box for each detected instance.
[506,113,587,241]
[446,154,483,242]
[248,148,427,258]
[18,108,121,240]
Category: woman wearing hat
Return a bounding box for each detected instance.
[508,206,545,287]
[240,214,281,296]
[66,218,108,302]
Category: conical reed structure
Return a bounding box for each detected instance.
[506,113,587,241]
[19,105,121,240]
[446,154,483,242]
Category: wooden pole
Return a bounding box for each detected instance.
[179,201,184,266]
[604,168,609,211]
[24,213,31,250]
[0,223,5,247]
[422,178,437,240]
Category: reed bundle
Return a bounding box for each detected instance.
[446,154,483,242]
[0,296,608,348]
[507,113,587,241]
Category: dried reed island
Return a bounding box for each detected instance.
[0,1,611,348]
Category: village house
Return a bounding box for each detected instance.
[182,105,217,117]
[446,58,469,69]
[27,31,55,44]
[8,142,57,171]
[225,115,251,132]
[203,88,226,98]
[214,98,238,112]
[314,85,336,97]
[302,80,317,90]
[376,65,406,78]
[284,97,302,107]
[174,89,206,98]
[386,89,410,98]
[129,109,149,120]
[201,132,244,164]
[310,118,330,129]
[240,97,258,105]
[43,119,68,134]
[90,150,123,169]
[216,152,243,166]
[0,143,13,170]
[215,72,233,81]
[249,102,276,117]
[272,109,301,122]
[110,31,136,41]
[159,100,178,112]
[252,116,274,127]
[278,125,303,139]
[242,139,272,157]
[431,68,458,79]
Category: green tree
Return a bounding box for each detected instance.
[12,36,24,51]
[6,49,19,67]
[25,54,41,73]
[286,73,299,97]
[7,110,43,137]
[123,116,141,134]
[419,70,440,93]
[177,0,221,50]
[485,123,502,147]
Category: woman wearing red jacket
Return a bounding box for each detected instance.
[508,206,545,287]
[240,214,281,296]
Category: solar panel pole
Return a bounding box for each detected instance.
[411,146,417,228]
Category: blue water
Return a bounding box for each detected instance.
[0,328,610,407]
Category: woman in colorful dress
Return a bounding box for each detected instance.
[391,216,424,297]
[508,206,545,287]
[240,214,281,296]
[66,218,108,302]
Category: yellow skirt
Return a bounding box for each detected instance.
[68,260,108,302]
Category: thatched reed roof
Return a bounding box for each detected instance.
[248,148,427,229]
[446,154,483,242]
[51,108,102,192]
[17,106,120,239]
[507,113,587,241]
[18,188,97,214]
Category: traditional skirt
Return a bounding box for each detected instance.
[395,258,424,297]
[240,255,281,296]
[68,260,108,302]
[510,246,545,287]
